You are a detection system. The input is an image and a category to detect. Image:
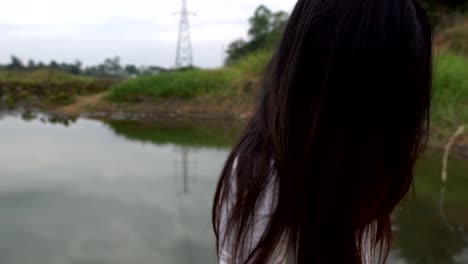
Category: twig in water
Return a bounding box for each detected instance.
[441,125,465,185]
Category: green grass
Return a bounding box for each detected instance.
[109,50,272,102]
[110,68,240,101]
[230,50,271,78]
[0,69,94,84]
[432,51,468,130]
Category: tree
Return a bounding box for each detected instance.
[271,11,288,32]
[69,60,82,75]
[225,5,289,64]
[27,59,36,69]
[8,56,24,69]
[103,57,122,76]
[49,60,59,69]
[226,38,248,63]
[248,5,273,40]
[124,64,139,76]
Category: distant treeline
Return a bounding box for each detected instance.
[0,56,171,78]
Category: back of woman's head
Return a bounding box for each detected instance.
[213,0,432,263]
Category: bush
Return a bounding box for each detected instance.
[110,69,240,101]
[432,51,468,127]
[231,50,272,78]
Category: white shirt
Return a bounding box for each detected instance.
[217,160,372,264]
[218,159,289,264]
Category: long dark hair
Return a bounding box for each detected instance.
[213,0,432,263]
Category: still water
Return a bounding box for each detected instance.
[0,112,466,264]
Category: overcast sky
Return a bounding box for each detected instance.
[1,0,296,68]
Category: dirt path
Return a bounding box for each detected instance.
[51,90,248,121]
[58,92,110,115]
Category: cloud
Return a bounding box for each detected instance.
[0,0,296,68]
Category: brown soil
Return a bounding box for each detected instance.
[58,92,110,115]
[52,92,252,121]
[435,16,468,53]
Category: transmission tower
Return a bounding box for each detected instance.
[174,0,195,68]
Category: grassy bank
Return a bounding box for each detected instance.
[109,49,468,133]
[0,69,116,107]
[0,69,94,84]
[104,51,271,119]
[109,51,271,102]
[110,68,240,101]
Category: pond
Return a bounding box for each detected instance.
[0,112,466,264]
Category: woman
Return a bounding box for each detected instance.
[213,0,432,263]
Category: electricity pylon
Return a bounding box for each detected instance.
[174,0,195,68]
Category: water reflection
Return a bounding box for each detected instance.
[394,196,466,263]
[440,186,459,232]
[19,110,78,126]
[0,113,466,264]
[104,119,242,148]
[180,148,189,194]
[0,113,229,264]
[391,150,468,264]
